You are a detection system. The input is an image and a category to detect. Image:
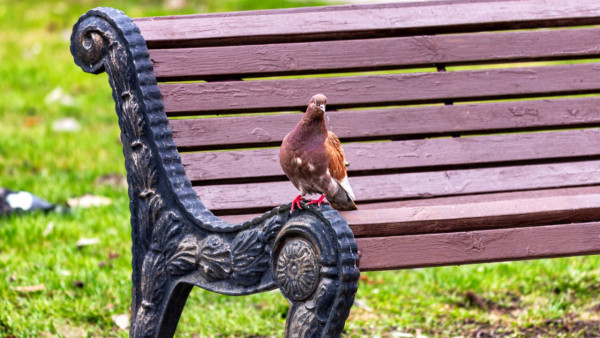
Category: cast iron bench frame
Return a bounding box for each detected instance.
[71,1,600,336]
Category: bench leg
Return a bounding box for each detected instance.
[132,276,193,337]
[272,208,360,337]
[128,206,360,338]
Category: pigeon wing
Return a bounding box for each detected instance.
[325,132,357,210]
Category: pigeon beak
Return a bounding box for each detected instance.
[319,104,326,112]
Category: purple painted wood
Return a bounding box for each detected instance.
[159,63,600,115]
[357,186,600,210]
[134,0,600,48]
[181,129,600,182]
[219,186,600,224]
[134,0,600,277]
[151,27,600,81]
[347,194,600,237]
[221,193,600,237]
[193,160,600,213]
[169,97,600,150]
[357,222,600,270]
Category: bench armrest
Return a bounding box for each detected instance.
[71,8,359,337]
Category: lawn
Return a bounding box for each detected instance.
[1,0,600,336]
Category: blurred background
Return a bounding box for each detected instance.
[1,0,599,336]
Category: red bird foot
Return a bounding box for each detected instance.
[290,195,305,213]
[306,195,326,208]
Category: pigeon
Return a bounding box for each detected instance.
[279,94,357,212]
[0,188,57,216]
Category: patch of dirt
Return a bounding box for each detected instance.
[589,302,600,312]
[358,274,383,285]
[347,304,381,322]
[94,173,127,188]
[462,290,520,314]
[422,318,600,337]
[518,319,600,337]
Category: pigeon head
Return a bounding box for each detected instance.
[309,94,327,113]
[301,94,328,128]
[304,102,323,120]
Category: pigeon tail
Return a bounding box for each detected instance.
[326,182,358,211]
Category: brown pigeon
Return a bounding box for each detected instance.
[279,94,357,212]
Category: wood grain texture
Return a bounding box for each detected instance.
[169,97,600,150]
[347,194,600,237]
[356,221,600,270]
[151,27,600,81]
[219,186,600,223]
[357,185,600,210]
[181,129,600,182]
[220,193,600,238]
[160,63,600,114]
[193,160,600,213]
[134,0,600,48]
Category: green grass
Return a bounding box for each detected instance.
[1,0,600,336]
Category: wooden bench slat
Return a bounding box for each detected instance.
[160,63,600,115]
[182,129,600,183]
[348,194,600,238]
[358,185,600,210]
[221,193,600,238]
[152,27,600,81]
[135,0,600,48]
[219,186,600,223]
[193,159,600,213]
[357,221,600,271]
[170,97,600,150]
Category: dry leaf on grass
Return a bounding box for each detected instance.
[77,237,100,249]
[43,221,54,237]
[111,313,130,330]
[67,194,111,208]
[14,284,46,293]
[46,87,74,107]
[52,117,79,132]
[165,0,186,10]
[24,116,43,128]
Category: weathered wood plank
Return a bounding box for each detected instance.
[356,221,600,270]
[219,186,600,223]
[181,129,600,182]
[358,185,600,210]
[193,160,600,213]
[134,0,600,48]
[222,193,600,238]
[160,63,600,114]
[170,98,600,150]
[151,27,600,81]
[348,194,600,237]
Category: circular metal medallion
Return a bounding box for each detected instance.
[275,238,319,300]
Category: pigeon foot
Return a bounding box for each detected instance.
[290,194,305,213]
[306,194,326,208]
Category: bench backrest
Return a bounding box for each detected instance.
[133,0,600,217]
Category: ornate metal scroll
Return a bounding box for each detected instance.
[71,7,359,337]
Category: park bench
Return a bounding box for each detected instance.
[71,0,600,336]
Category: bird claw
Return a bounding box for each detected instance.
[306,195,326,208]
[290,195,305,213]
